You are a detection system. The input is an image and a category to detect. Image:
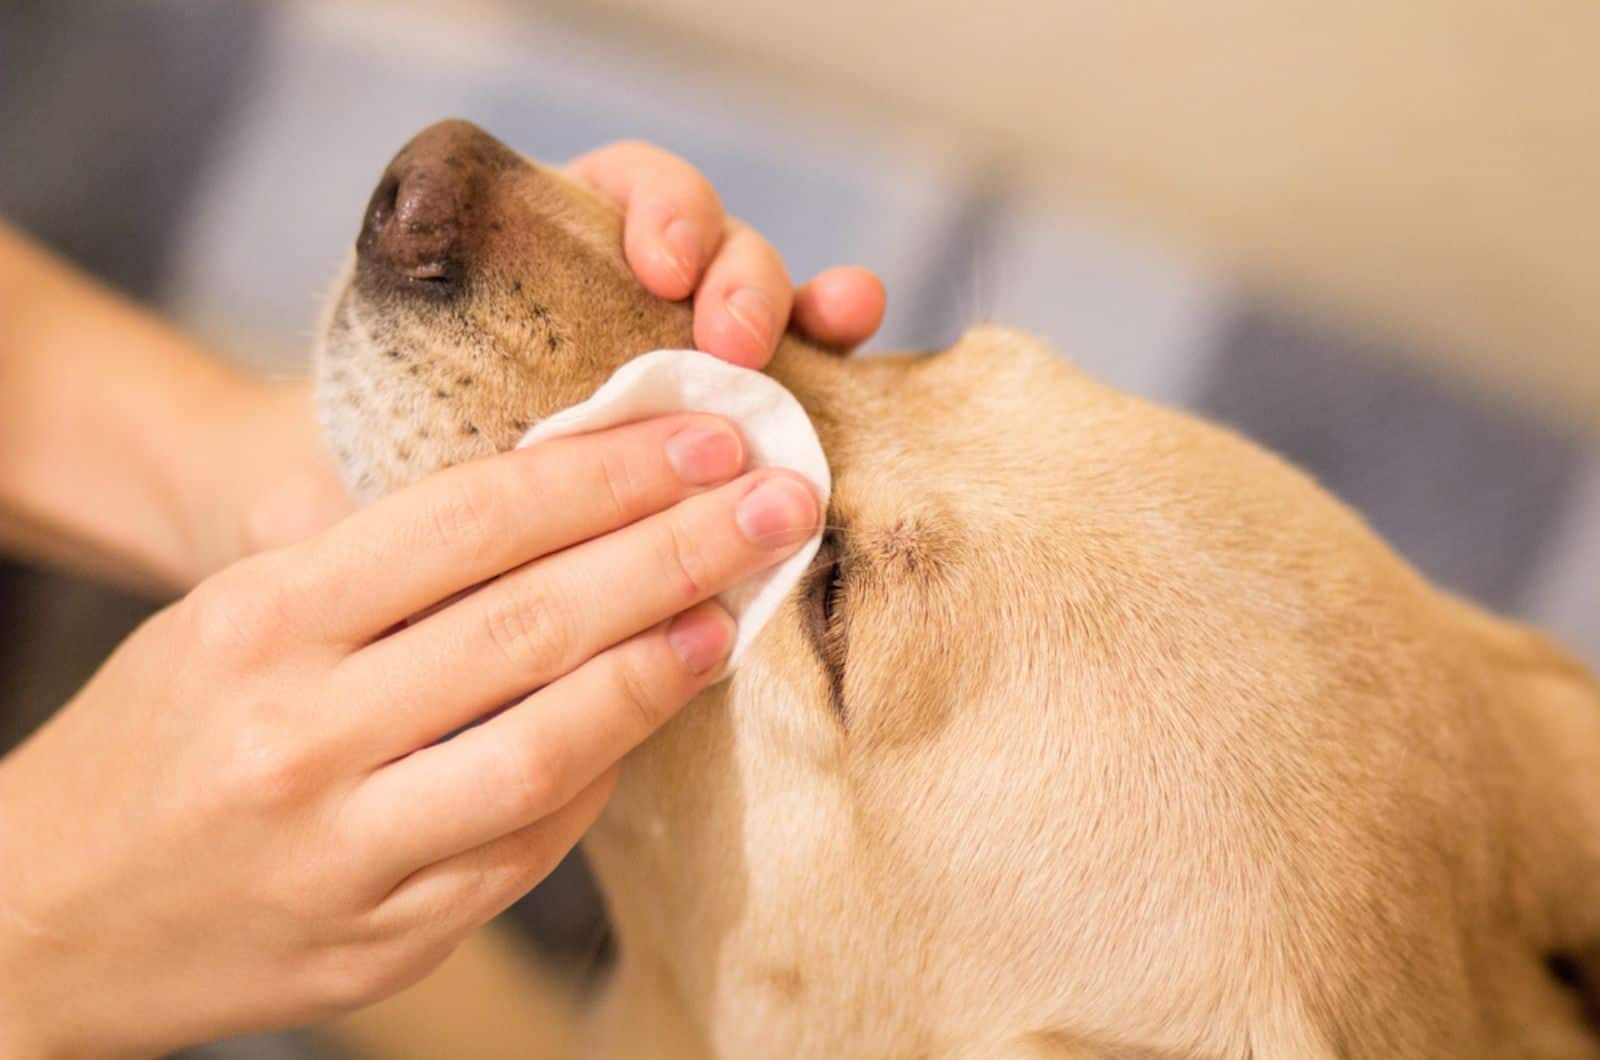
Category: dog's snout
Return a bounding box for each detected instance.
[356,119,512,284]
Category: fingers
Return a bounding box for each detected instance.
[273,414,746,643]
[333,469,820,761]
[565,141,726,302]
[376,765,618,936]
[347,602,734,876]
[793,266,887,351]
[690,220,794,369]
[570,140,892,365]
[567,142,802,369]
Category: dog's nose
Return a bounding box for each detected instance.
[357,119,509,283]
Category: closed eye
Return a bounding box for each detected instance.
[803,529,848,723]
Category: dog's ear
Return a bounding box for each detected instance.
[1452,600,1600,986]
[1512,632,1600,1032]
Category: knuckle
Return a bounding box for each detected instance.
[181,566,283,662]
[311,944,424,1013]
[497,737,563,819]
[595,444,647,524]
[426,474,492,555]
[682,169,723,216]
[661,517,716,607]
[465,843,564,928]
[227,722,316,808]
[612,647,674,735]
[741,225,791,280]
[481,582,569,677]
[616,141,719,212]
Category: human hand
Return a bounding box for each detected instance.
[0,414,820,1057]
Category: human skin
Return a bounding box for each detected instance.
[0,141,884,1057]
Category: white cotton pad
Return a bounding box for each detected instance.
[518,349,830,672]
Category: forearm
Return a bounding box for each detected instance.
[0,222,313,593]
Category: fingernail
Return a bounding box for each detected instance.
[725,287,775,347]
[735,475,820,547]
[662,218,700,289]
[665,425,744,485]
[668,606,733,675]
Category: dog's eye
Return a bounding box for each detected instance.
[807,531,847,635]
[803,530,849,721]
[818,550,844,630]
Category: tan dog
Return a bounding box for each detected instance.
[315,120,1600,1059]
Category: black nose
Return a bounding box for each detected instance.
[356,119,513,284]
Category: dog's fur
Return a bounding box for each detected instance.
[316,120,1600,1059]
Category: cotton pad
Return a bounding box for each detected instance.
[519,349,830,672]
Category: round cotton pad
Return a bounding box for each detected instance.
[518,349,831,674]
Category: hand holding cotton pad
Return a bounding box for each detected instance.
[519,349,831,673]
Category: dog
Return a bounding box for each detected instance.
[315,120,1600,1058]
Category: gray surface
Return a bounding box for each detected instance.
[0,1,264,298]
[1524,452,1600,664]
[1198,300,1587,612]
[966,190,1225,406]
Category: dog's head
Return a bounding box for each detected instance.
[316,121,1600,1057]
[315,120,696,500]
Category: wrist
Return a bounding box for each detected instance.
[0,916,134,1060]
[0,982,66,1060]
[0,733,161,1060]
[0,940,46,1057]
[0,798,69,1059]
[175,373,345,581]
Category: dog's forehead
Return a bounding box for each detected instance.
[822,335,1090,514]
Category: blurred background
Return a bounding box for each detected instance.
[2,1,1597,1056]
